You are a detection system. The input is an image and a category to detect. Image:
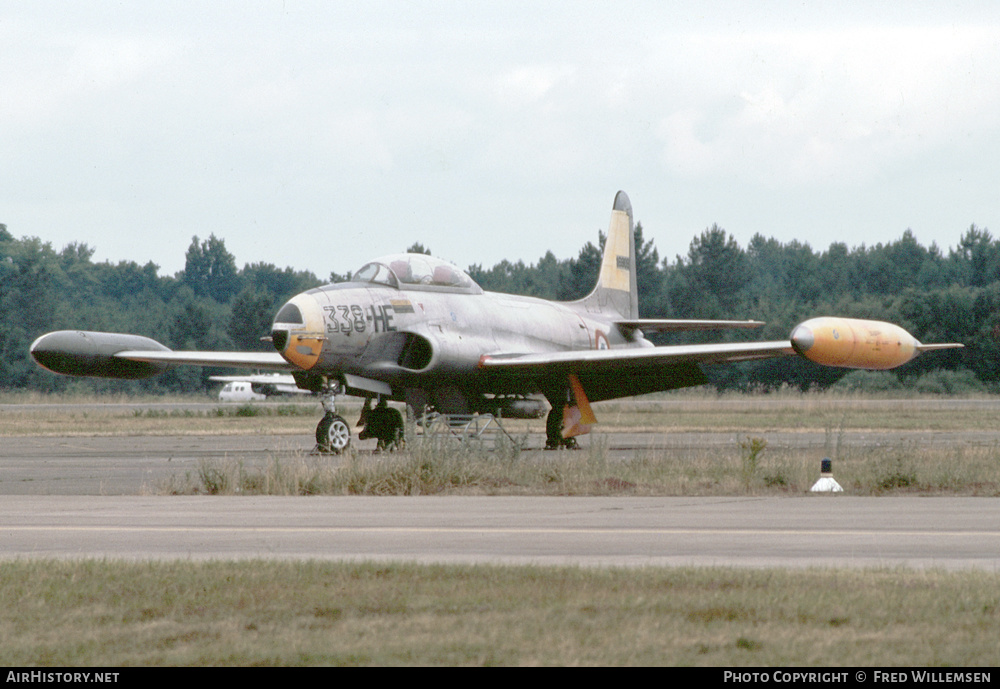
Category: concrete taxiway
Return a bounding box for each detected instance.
[2,495,998,569]
[2,422,998,570]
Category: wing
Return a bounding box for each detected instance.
[479,340,796,402]
[481,340,794,368]
[29,330,294,379]
[115,349,293,370]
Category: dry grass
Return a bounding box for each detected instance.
[0,398,326,436]
[158,429,1000,497]
[4,391,999,496]
[2,389,997,436]
[594,393,1000,432]
[1,559,996,666]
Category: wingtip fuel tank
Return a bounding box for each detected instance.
[29,330,172,379]
[789,317,963,370]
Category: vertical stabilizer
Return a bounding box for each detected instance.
[575,190,638,319]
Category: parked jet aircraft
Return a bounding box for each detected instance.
[30,191,962,452]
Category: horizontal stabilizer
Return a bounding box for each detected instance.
[616,319,765,334]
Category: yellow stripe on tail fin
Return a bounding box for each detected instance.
[574,190,638,319]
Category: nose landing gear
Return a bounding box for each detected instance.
[315,382,351,453]
[313,383,404,454]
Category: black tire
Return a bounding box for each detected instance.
[316,413,351,453]
[545,405,563,449]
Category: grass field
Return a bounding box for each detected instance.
[2,560,998,666]
[3,389,1000,436]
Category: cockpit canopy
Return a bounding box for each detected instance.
[350,254,482,294]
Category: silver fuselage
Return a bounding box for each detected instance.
[271,281,640,413]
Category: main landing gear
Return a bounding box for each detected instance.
[544,388,580,451]
[358,397,405,451]
[314,383,404,454]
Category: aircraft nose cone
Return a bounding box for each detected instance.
[790,324,814,355]
[271,294,325,370]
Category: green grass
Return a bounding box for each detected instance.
[1,559,996,666]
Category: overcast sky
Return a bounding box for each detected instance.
[3,1,999,280]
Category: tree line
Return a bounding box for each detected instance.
[1,218,997,394]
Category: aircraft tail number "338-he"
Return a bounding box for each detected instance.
[324,304,397,334]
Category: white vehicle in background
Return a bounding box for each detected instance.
[217,381,267,402]
[213,373,310,402]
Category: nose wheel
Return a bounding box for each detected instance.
[316,413,351,453]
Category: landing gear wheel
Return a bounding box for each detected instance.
[545,405,563,450]
[361,406,405,451]
[316,413,351,454]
